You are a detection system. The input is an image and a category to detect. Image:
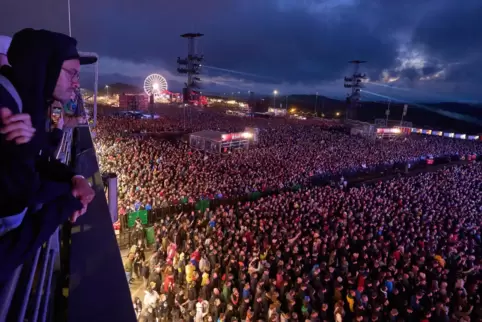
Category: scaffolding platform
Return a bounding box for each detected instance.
[189,130,251,154]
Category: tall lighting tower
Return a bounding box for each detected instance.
[149,94,155,118]
[177,33,204,104]
[248,91,255,113]
[344,60,367,120]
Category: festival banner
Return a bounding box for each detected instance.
[127,210,148,228]
[145,227,156,244]
[249,191,262,201]
[195,200,210,213]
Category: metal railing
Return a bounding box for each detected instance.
[67,126,136,322]
[0,129,73,322]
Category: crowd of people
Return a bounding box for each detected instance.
[97,108,482,321]
[94,110,482,214]
[125,163,481,322]
[1,25,479,322]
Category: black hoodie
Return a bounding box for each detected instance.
[0,29,83,280]
[0,29,80,218]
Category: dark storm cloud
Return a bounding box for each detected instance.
[0,0,481,100]
[0,0,398,79]
[70,0,400,84]
[411,2,482,61]
[411,0,482,83]
[197,1,401,84]
[399,68,420,82]
[421,66,438,77]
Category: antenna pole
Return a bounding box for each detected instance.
[67,0,72,36]
[314,92,318,116]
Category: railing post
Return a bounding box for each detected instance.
[104,173,118,223]
[0,266,22,321]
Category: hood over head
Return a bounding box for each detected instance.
[4,28,80,144]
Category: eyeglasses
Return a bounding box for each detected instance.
[62,67,80,83]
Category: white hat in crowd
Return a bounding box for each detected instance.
[0,35,12,56]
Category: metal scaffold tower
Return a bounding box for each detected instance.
[344,60,367,120]
[177,33,204,104]
[177,33,204,130]
[248,91,255,113]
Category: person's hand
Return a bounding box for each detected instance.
[70,176,95,223]
[55,113,64,130]
[0,107,36,144]
[76,116,87,124]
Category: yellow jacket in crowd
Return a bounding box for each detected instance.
[434,255,446,268]
[185,262,195,284]
[346,294,355,312]
[201,272,210,286]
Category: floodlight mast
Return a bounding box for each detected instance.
[177,33,204,130]
[177,33,204,103]
[344,60,367,121]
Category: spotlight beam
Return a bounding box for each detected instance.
[367,81,473,103]
[203,65,281,81]
[362,89,482,126]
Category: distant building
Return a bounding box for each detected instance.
[118,93,148,110]
[268,108,287,116]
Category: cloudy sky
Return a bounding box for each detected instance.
[1,0,481,102]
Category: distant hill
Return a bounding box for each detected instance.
[250,94,482,134]
[82,82,143,96]
[102,83,144,95]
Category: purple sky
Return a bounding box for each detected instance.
[1,0,481,102]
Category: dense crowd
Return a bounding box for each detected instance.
[3,26,479,322]
[94,109,482,214]
[126,163,481,322]
[99,108,482,321]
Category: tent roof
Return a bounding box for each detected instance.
[190,130,226,142]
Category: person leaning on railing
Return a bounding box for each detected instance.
[0,28,95,280]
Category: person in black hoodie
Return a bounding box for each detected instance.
[0,28,95,279]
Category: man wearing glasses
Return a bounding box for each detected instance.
[0,29,95,277]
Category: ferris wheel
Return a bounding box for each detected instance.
[144,74,168,96]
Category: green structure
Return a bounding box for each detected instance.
[145,227,156,245]
[127,210,148,228]
[195,199,210,213]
